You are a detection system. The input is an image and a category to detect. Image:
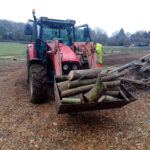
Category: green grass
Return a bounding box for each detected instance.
[102,46,150,56]
[1,42,150,65]
[0,42,26,65]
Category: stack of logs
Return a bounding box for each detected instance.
[56,68,128,104]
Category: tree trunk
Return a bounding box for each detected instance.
[66,94,84,103]
[102,72,126,82]
[121,78,150,86]
[68,68,101,80]
[62,98,81,104]
[105,91,120,97]
[117,87,129,101]
[61,84,94,97]
[68,73,125,88]
[104,80,121,88]
[57,81,68,92]
[56,75,68,82]
[84,74,107,102]
[104,95,123,101]
[68,78,97,88]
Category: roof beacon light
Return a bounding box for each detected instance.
[32,9,36,13]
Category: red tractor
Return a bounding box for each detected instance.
[24,10,98,103]
[24,10,135,114]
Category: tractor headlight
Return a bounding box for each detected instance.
[63,64,69,70]
[72,64,78,70]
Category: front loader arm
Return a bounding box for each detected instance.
[46,40,62,76]
[72,42,98,68]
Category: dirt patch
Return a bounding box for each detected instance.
[0,62,150,150]
[103,52,150,66]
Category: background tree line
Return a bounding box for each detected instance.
[91,27,150,46]
[0,19,150,46]
[0,19,30,41]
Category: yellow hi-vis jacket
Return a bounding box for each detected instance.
[96,43,102,64]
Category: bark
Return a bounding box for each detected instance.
[104,80,121,88]
[57,81,68,92]
[55,75,68,82]
[102,72,126,82]
[117,87,129,101]
[62,98,81,104]
[105,91,120,97]
[67,94,84,103]
[121,78,150,86]
[68,68,101,81]
[108,54,150,74]
[84,74,107,102]
[61,84,94,97]
[104,95,123,101]
[68,78,97,88]
[68,72,125,88]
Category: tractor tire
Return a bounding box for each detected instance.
[29,64,48,103]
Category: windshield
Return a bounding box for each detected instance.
[75,26,91,42]
[41,23,74,46]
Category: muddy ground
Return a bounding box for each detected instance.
[0,52,150,150]
[103,52,149,65]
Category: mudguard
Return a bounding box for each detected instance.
[28,44,35,59]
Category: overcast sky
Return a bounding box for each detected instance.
[0,0,149,36]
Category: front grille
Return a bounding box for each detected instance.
[62,61,79,74]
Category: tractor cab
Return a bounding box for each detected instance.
[25,16,91,46]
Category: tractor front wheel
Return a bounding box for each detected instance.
[29,64,48,103]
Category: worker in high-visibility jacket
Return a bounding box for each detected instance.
[96,43,102,67]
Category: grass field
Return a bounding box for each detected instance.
[102,46,150,55]
[0,42,26,65]
[1,41,150,65]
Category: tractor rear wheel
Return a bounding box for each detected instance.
[29,64,48,103]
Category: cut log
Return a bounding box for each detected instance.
[68,73,125,89]
[117,87,129,101]
[104,95,123,101]
[102,72,126,82]
[57,81,68,92]
[61,84,94,97]
[68,68,101,81]
[105,91,120,97]
[55,75,68,82]
[68,78,97,88]
[108,54,150,74]
[121,78,150,86]
[84,74,107,102]
[62,98,81,104]
[98,95,105,102]
[104,80,121,88]
[67,94,84,103]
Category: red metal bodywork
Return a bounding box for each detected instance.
[28,40,98,76]
[72,42,98,68]
[59,43,80,64]
[28,44,34,59]
[46,40,62,76]
[46,41,81,76]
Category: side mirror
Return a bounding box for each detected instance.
[84,28,90,38]
[24,24,33,35]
